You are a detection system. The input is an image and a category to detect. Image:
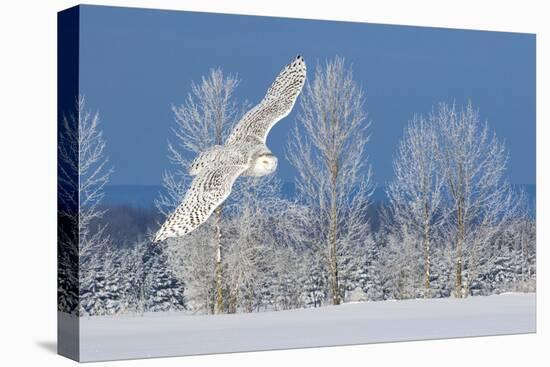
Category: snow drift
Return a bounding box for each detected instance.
[59,292,535,362]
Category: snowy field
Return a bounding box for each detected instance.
[61,293,535,362]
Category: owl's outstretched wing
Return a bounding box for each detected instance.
[153,164,248,243]
[225,55,306,145]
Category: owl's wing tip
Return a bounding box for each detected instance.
[152,231,168,244]
[294,55,305,65]
[290,55,306,73]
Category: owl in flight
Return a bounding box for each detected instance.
[154,55,307,243]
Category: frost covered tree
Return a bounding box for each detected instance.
[380,102,526,299]
[270,245,308,310]
[492,189,536,293]
[142,241,186,312]
[164,175,300,314]
[79,239,186,316]
[58,108,80,314]
[386,114,444,298]
[435,102,513,298]
[58,96,113,315]
[164,228,217,313]
[82,243,140,316]
[225,177,309,313]
[287,57,374,305]
[301,251,329,307]
[93,246,140,315]
[156,69,241,314]
[223,177,280,313]
[513,190,536,289]
[378,226,432,300]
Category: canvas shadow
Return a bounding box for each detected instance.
[36,340,57,355]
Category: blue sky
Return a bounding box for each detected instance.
[79,5,535,187]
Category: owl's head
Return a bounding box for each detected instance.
[251,152,278,176]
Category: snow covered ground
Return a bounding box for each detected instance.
[61,293,535,362]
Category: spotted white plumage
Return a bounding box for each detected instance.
[226,55,307,145]
[154,55,306,243]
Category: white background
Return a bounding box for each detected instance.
[0,0,547,365]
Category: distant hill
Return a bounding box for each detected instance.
[103,183,536,210]
[104,185,164,208]
[100,183,535,244]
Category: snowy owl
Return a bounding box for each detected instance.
[154,55,307,243]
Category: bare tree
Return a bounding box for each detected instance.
[287,57,374,305]
[436,102,513,298]
[226,175,314,313]
[223,177,278,313]
[386,114,444,298]
[379,227,423,300]
[58,96,113,315]
[163,227,216,313]
[156,69,241,314]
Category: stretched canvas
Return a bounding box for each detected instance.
[57,4,536,362]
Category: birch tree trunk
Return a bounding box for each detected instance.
[423,199,431,298]
[214,206,224,314]
[329,160,341,305]
[455,207,464,298]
